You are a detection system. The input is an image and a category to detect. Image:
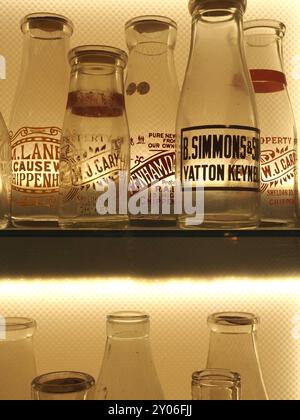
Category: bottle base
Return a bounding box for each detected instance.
[59,216,129,230]
[11,218,58,229]
[260,219,298,229]
[130,216,177,228]
[178,214,259,230]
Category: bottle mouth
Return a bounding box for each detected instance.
[189,0,247,16]
[32,372,95,394]
[125,15,177,32]
[192,369,241,389]
[0,317,36,340]
[208,312,259,334]
[107,312,150,339]
[21,13,74,39]
[69,45,128,68]
[244,19,286,39]
[125,15,177,54]
[107,311,150,324]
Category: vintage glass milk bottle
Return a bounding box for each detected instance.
[59,46,130,229]
[9,13,73,228]
[125,16,180,226]
[206,313,268,400]
[0,318,37,400]
[177,0,260,229]
[244,20,298,227]
[0,114,10,229]
[192,369,241,400]
[96,312,164,400]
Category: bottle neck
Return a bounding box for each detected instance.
[99,331,163,400]
[67,64,126,118]
[190,8,245,67]
[10,29,71,129]
[127,42,178,84]
[21,34,70,82]
[245,33,284,72]
[207,331,268,400]
[69,64,125,93]
[192,370,241,401]
[105,319,152,359]
[245,34,287,94]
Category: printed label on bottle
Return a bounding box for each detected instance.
[61,134,124,198]
[260,136,297,207]
[261,146,296,185]
[130,132,176,196]
[181,125,260,192]
[11,127,61,194]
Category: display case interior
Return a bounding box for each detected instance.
[0,0,299,401]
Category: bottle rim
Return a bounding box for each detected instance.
[192,369,241,388]
[208,312,259,333]
[32,372,95,394]
[69,45,128,67]
[125,15,177,31]
[21,12,74,36]
[244,19,286,36]
[189,0,247,15]
[0,317,36,332]
[107,311,150,323]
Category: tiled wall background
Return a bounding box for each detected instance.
[0,0,299,401]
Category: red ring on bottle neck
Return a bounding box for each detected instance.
[250,69,287,93]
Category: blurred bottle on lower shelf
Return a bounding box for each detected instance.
[192,369,241,400]
[0,114,10,229]
[206,312,268,401]
[0,317,37,400]
[32,371,95,400]
[96,312,164,400]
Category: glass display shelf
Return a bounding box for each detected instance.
[0,227,299,279]
[0,227,300,238]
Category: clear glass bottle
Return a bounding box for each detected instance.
[0,317,37,400]
[96,312,164,400]
[125,16,180,226]
[59,46,130,229]
[244,20,298,227]
[192,369,241,400]
[177,0,260,229]
[9,13,73,228]
[0,113,10,229]
[206,313,268,401]
[32,372,95,400]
